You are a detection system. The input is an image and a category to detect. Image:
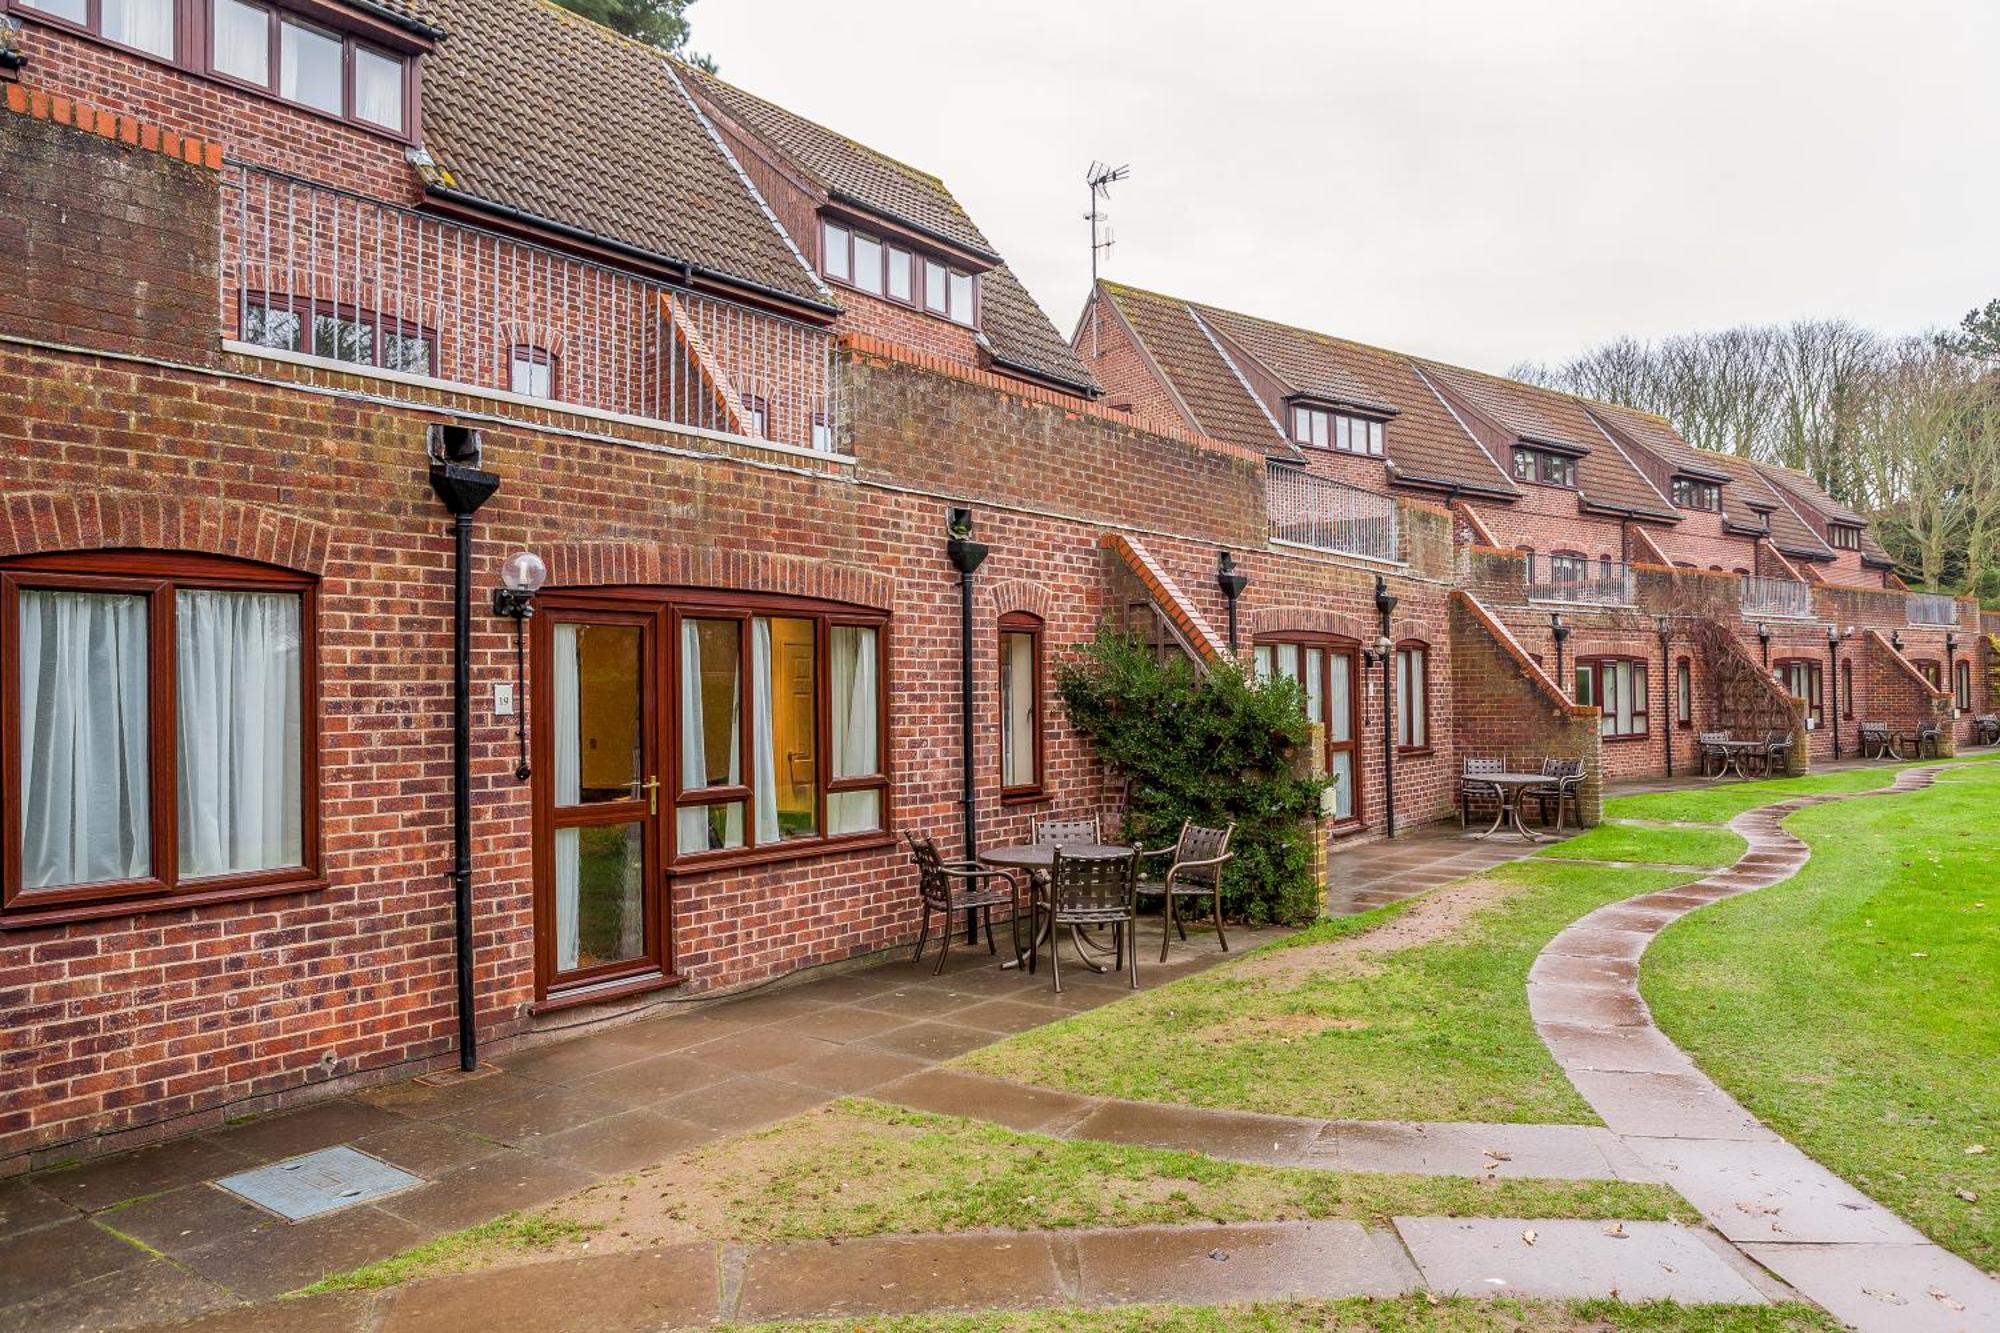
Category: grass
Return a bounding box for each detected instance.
[961,861,1701,1124]
[1533,824,1745,868]
[299,1212,600,1293]
[1599,755,1991,825]
[717,1296,1840,1332]
[303,1100,1688,1294]
[1642,760,2000,1269]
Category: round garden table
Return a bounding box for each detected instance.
[1471,773,1560,842]
[978,842,1136,970]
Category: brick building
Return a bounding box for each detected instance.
[0,0,1990,1173]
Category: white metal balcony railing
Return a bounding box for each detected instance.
[1525,554,1635,607]
[1741,574,1814,620]
[221,165,839,452]
[1907,592,1959,626]
[1265,464,1399,562]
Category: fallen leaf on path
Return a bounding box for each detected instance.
[1482,1149,1512,1162]
[1521,1229,1537,1246]
[1966,1145,1988,1156]
[1930,1289,1966,1312]
[1862,1288,1907,1306]
[1603,1222,1628,1238]
[1735,1201,1781,1216]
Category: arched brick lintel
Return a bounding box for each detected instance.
[1246,603,1439,646]
[543,542,895,611]
[983,578,1057,621]
[0,491,331,574]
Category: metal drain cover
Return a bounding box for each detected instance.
[213,1145,422,1221]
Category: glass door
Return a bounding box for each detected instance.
[538,610,661,995]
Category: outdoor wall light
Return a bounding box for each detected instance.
[1891,629,1904,652]
[1217,551,1248,653]
[1757,621,1771,666]
[492,551,547,782]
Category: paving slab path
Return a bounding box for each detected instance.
[1529,762,2000,1332]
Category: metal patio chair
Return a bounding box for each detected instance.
[1976,713,2000,746]
[1035,846,1140,993]
[1460,758,1506,828]
[1033,815,1102,847]
[1696,732,1732,777]
[1757,731,1794,777]
[1136,820,1236,960]
[1525,758,1586,833]
[904,832,1021,975]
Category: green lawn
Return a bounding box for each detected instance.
[1642,761,2000,1269]
[722,1297,1839,1332]
[1600,755,1992,825]
[1533,824,1745,868]
[962,861,1700,1124]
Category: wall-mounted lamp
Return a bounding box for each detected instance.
[1216,551,1248,653]
[1550,612,1571,697]
[1825,622,1844,760]
[492,551,547,782]
[1890,629,1904,652]
[1755,621,1771,668]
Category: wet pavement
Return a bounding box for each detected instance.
[1327,822,1549,914]
[0,919,1279,1332]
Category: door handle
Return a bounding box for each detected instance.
[638,775,660,816]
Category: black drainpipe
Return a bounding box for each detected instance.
[1217,551,1247,654]
[428,427,499,1073]
[1373,576,1398,838]
[946,509,988,942]
[1657,616,1673,778]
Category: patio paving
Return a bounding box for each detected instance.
[1327,821,1552,915]
[0,918,1279,1332]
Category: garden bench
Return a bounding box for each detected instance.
[1977,714,2000,746]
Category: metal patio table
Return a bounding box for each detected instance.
[979,842,1135,971]
[1706,739,1762,782]
[1472,773,1564,843]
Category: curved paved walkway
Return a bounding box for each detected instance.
[1529,763,2000,1332]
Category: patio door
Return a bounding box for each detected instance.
[535,608,664,997]
[1254,636,1362,828]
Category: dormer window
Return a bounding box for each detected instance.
[1291,406,1384,456]
[821,220,976,327]
[20,0,173,58]
[1511,446,1575,488]
[1829,523,1860,550]
[1671,477,1722,511]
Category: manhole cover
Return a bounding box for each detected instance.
[213,1146,422,1221]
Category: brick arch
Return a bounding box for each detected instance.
[543,541,894,610]
[1245,604,1373,642]
[983,578,1057,622]
[0,491,330,573]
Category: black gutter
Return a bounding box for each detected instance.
[1387,471,1520,504]
[422,183,844,320]
[984,351,1103,400]
[946,511,989,943]
[347,0,447,40]
[427,436,500,1073]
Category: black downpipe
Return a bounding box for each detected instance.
[1828,635,1842,760]
[1658,624,1674,779]
[946,510,988,943]
[429,439,500,1073]
[1373,576,1398,838]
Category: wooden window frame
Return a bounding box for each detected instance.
[1394,639,1430,754]
[1955,659,1972,710]
[1,551,322,928]
[1675,655,1692,729]
[1577,655,1649,740]
[508,344,559,400]
[1254,633,1363,827]
[1774,657,1824,728]
[1671,477,1722,512]
[1511,446,1574,489]
[242,291,437,374]
[1289,406,1386,457]
[998,612,1045,804]
[1829,524,1860,551]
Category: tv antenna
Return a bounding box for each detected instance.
[1085,161,1129,356]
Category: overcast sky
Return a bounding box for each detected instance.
[696,1,1996,374]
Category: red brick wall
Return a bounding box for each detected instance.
[1074,289,1201,438]
[1449,593,1603,822]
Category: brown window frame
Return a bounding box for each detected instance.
[1289,405,1385,457]
[1,550,322,927]
[1576,655,1650,740]
[1511,446,1575,489]
[508,344,559,400]
[819,217,978,326]
[1828,524,1860,551]
[7,0,420,142]
[1671,477,1722,512]
[1774,657,1824,728]
[1394,639,1430,754]
[1675,655,1692,729]
[1841,658,1854,720]
[998,612,1045,803]
[241,291,437,375]
[1955,658,1972,710]
[1914,658,1942,690]
[1254,634,1364,827]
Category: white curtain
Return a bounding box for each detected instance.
[1000,631,1032,789]
[677,620,741,852]
[176,590,302,878]
[211,0,267,82]
[19,592,152,890]
[828,626,879,834]
[102,0,174,57]
[552,625,581,972]
[750,618,779,843]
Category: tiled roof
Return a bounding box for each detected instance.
[350,0,446,38]
[678,65,1097,395]
[1096,285,1289,455]
[677,66,993,257]
[1586,405,1828,553]
[1754,463,1895,565]
[1190,300,1518,494]
[417,0,830,309]
[1413,361,1677,519]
